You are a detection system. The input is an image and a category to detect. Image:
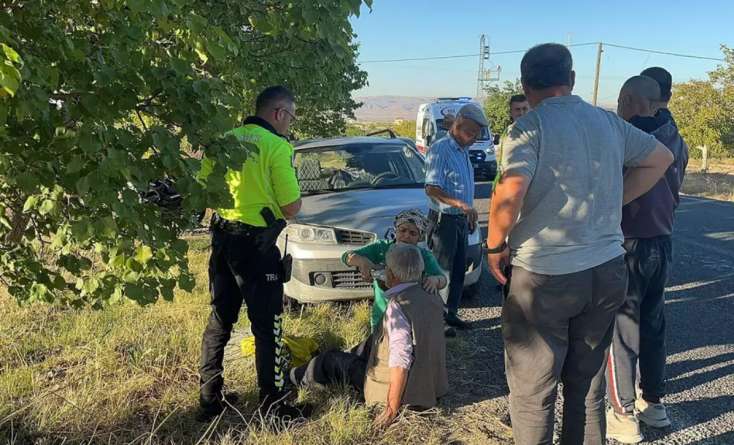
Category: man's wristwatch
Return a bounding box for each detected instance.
[486,240,507,254]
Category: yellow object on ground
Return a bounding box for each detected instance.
[241,334,319,367]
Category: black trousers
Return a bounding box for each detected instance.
[199,228,286,402]
[607,236,671,413]
[426,210,467,314]
[291,336,372,392]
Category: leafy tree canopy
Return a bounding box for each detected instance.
[0,0,370,306]
[670,45,734,158]
[482,80,522,137]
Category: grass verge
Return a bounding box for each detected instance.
[682,159,734,202]
[1,238,495,444]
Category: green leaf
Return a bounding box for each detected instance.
[79,131,100,154]
[205,40,227,61]
[22,195,39,212]
[1,43,21,64]
[71,220,91,241]
[30,283,49,302]
[81,277,100,295]
[95,216,117,238]
[160,279,175,300]
[124,283,146,300]
[126,0,148,13]
[38,199,55,215]
[17,173,40,192]
[194,41,208,64]
[134,245,154,264]
[0,63,21,97]
[178,272,196,292]
[76,175,91,195]
[0,215,11,230]
[66,156,85,174]
[248,15,273,34]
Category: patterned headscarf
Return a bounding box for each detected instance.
[393,209,428,235]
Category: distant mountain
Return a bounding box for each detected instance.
[353,96,434,122]
[353,95,617,122]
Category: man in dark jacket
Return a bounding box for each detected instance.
[641,66,678,129]
[606,73,689,443]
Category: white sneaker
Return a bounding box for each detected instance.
[606,409,644,444]
[635,398,672,428]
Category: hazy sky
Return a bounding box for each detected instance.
[351,0,732,106]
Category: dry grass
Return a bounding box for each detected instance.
[682,159,734,202]
[0,238,505,445]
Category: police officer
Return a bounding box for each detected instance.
[197,86,303,420]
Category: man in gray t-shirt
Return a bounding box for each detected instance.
[486,44,673,445]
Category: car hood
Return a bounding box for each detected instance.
[296,187,428,237]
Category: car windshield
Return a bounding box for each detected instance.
[295,142,425,195]
[435,118,491,141]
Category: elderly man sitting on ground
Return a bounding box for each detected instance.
[289,243,448,427]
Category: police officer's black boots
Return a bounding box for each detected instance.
[257,391,313,424]
[196,391,239,422]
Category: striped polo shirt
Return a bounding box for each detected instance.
[425,134,474,215]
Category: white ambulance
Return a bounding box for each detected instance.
[415,97,497,180]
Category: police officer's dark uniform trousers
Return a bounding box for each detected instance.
[200,219,286,403]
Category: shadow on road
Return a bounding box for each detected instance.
[442,267,509,413]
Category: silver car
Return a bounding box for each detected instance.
[278,136,482,304]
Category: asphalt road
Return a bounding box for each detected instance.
[454,182,734,445]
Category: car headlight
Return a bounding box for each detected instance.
[285,224,337,244]
[485,146,495,154]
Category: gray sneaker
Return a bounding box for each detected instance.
[635,398,672,428]
[606,409,643,444]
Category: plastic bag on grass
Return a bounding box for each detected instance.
[241,334,319,367]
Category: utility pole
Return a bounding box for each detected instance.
[592,42,603,106]
[476,35,489,98]
[476,34,499,99]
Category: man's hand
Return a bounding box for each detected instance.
[351,255,377,282]
[460,203,478,232]
[376,366,408,429]
[422,276,445,294]
[487,246,510,286]
[425,186,477,230]
[373,405,399,429]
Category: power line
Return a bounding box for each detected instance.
[359,41,724,64]
[602,43,725,62]
[360,53,478,63]
[359,43,596,63]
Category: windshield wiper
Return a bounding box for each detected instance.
[302,189,337,195]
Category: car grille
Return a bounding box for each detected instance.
[331,270,372,289]
[335,228,375,245]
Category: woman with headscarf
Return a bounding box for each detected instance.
[341,209,447,330]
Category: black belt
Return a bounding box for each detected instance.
[210,214,263,237]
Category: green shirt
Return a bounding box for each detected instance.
[341,239,446,330]
[199,121,301,227]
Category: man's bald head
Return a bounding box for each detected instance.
[617,75,661,122]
